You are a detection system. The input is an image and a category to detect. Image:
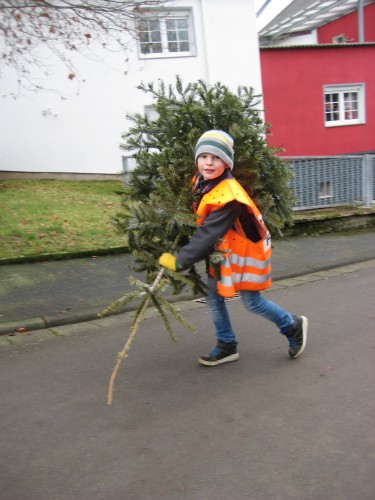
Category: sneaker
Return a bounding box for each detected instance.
[286,316,308,358]
[199,342,239,366]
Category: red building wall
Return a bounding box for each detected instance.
[260,45,375,156]
[318,2,375,43]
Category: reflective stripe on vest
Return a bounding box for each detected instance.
[220,258,271,286]
[220,272,271,286]
[229,253,271,270]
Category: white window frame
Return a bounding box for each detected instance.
[137,9,195,59]
[323,83,366,128]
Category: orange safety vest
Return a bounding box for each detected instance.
[194,176,272,298]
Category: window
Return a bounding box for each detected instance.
[122,156,137,184]
[324,84,365,127]
[319,180,333,199]
[138,10,195,58]
[144,105,159,121]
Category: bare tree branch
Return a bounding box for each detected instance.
[0,0,167,92]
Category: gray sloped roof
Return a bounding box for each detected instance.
[259,0,374,41]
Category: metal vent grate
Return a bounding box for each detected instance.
[282,155,374,210]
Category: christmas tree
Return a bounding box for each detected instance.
[103,77,295,404]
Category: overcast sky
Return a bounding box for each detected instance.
[254,0,294,30]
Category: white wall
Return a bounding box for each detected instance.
[199,0,262,92]
[0,0,261,174]
[268,30,318,47]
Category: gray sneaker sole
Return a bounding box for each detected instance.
[198,353,239,366]
[290,315,308,359]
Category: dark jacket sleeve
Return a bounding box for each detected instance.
[177,200,242,269]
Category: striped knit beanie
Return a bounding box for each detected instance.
[195,130,234,170]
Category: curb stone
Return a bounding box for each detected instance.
[1,258,374,338]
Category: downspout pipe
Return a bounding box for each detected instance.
[358,0,364,43]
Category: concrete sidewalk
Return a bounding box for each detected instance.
[1,228,375,335]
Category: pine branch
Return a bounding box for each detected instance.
[156,295,197,333]
[98,289,142,318]
[149,293,177,344]
[107,233,184,405]
[107,266,165,406]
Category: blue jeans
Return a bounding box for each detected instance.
[206,277,294,345]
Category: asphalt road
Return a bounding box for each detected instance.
[0,261,374,499]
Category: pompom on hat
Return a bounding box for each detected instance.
[195,130,234,170]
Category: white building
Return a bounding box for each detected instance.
[0,0,262,178]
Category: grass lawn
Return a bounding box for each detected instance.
[0,179,128,260]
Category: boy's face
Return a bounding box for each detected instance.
[197,153,227,180]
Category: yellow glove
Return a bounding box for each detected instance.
[159,253,180,271]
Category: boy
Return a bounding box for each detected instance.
[159,130,308,366]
